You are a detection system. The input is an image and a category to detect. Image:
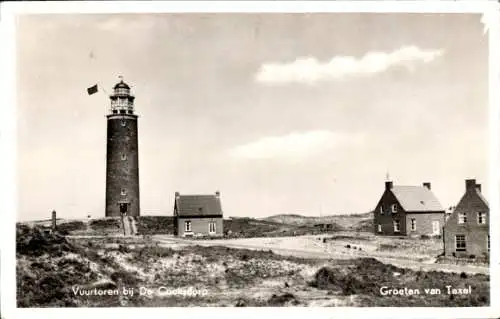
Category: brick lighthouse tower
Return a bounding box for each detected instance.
[105,77,140,217]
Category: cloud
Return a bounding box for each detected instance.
[228,130,355,161]
[255,46,444,84]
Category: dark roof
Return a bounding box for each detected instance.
[114,80,130,89]
[175,194,223,217]
[390,186,444,212]
[474,188,489,207]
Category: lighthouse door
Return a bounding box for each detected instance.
[120,203,128,215]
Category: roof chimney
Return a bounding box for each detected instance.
[385,181,393,190]
[465,179,476,191]
[475,184,482,193]
[175,191,180,198]
[423,182,431,190]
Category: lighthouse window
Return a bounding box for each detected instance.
[121,154,127,161]
[121,188,127,196]
[121,120,126,127]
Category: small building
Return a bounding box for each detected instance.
[443,179,489,258]
[373,181,445,236]
[173,191,224,237]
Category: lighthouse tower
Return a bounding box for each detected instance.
[105,78,140,217]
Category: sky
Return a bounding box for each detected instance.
[16,13,489,221]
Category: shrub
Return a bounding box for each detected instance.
[378,243,398,251]
[311,266,371,296]
[136,216,174,235]
[118,244,130,253]
[55,221,86,234]
[235,299,247,307]
[267,293,300,306]
[16,226,76,257]
[134,246,175,259]
[110,270,139,286]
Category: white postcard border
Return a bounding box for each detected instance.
[1,1,499,318]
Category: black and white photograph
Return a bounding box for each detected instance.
[1,0,499,316]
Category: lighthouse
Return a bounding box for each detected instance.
[105,77,140,217]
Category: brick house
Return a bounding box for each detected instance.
[443,179,489,258]
[173,191,223,237]
[373,181,445,236]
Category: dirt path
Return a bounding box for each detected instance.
[151,235,489,275]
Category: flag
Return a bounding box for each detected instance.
[87,84,98,95]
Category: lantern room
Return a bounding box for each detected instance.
[109,77,136,115]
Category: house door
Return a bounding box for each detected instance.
[432,221,440,235]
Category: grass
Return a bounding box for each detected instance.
[21,214,354,239]
[89,218,121,229]
[326,235,370,241]
[352,219,374,232]
[223,217,341,238]
[16,224,490,307]
[135,216,174,235]
[56,221,87,234]
[310,257,489,307]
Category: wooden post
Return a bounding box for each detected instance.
[51,210,57,231]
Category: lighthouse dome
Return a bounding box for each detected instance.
[114,80,130,90]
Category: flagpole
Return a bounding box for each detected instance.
[88,49,112,114]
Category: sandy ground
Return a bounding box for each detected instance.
[151,234,489,275]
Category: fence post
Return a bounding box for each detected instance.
[51,210,57,231]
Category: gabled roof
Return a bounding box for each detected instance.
[455,187,489,210]
[474,188,489,207]
[175,194,223,217]
[390,186,444,212]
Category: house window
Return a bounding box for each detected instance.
[455,235,466,252]
[487,235,490,251]
[432,221,440,235]
[120,188,127,196]
[410,218,416,231]
[209,222,216,234]
[458,212,467,224]
[393,220,400,232]
[477,212,486,224]
[379,206,384,215]
[391,204,398,213]
[377,224,382,232]
[121,153,127,161]
[185,221,192,232]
